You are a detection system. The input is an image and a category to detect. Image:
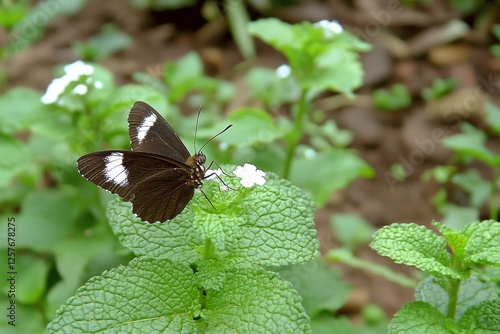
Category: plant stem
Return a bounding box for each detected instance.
[446,278,460,319]
[283,89,309,179]
[327,249,418,288]
[225,0,255,59]
[446,255,463,319]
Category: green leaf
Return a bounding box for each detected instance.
[0,87,42,134]
[202,268,311,333]
[388,301,461,334]
[0,135,33,187]
[451,170,491,208]
[47,258,201,333]
[485,101,500,134]
[248,18,298,50]
[1,295,46,334]
[370,223,462,279]
[421,78,458,101]
[458,299,500,332]
[108,199,201,263]
[305,48,364,96]
[373,84,412,111]
[290,148,374,207]
[48,259,311,333]
[17,188,86,252]
[454,220,500,266]
[222,107,289,147]
[330,213,375,250]
[276,260,351,316]
[0,252,49,304]
[248,18,370,96]
[443,123,500,166]
[53,236,110,288]
[244,67,299,108]
[108,170,319,267]
[74,23,132,61]
[416,276,499,321]
[45,280,80,321]
[436,220,500,266]
[164,52,204,102]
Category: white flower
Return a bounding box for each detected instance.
[94,80,103,89]
[205,168,231,191]
[205,169,223,181]
[233,164,266,188]
[276,64,291,78]
[72,84,88,95]
[64,61,94,77]
[314,20,343,38]
[41,60,96,104]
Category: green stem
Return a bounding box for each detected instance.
[225,0,255,59]
[327,249,418,288]
[446,278,460,319]
[446,255,464,319]
[283,89,309,179]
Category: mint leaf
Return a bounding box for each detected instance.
[458,299,500,332]
[107,199,201,263]
[48,259,311,333]
[462,220,500,265]
[47,258,200,333]
[370,223,463,279]
[202,268,311,333]
[416,276,498,321]
[388,302,461,334]
[108,170,319,267]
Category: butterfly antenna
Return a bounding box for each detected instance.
[198,124,233,153]
[193,106,203,153]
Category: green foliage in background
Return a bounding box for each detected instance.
[373,84,411,111]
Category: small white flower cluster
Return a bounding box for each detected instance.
[314,20,343,38]
[41,61,103,105]
[206,163,266,190]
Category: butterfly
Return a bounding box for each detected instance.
[77,101,231,223]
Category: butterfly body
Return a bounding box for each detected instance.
[77,101,212,223]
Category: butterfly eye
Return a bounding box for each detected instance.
[198,154,207,164]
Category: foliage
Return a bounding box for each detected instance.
[491,24,500,57]
[246,18,374,203]
[421,78,458,101]
[72,23,132,61]
[370,220,500,333]
[424,102,500,224]
[47,171,319,332]
[373,84,411,111]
